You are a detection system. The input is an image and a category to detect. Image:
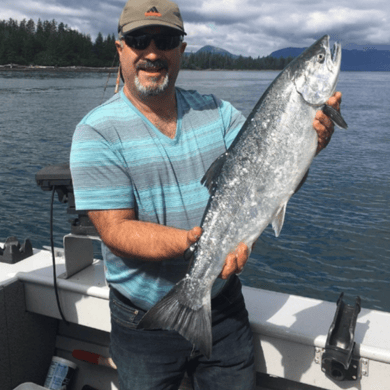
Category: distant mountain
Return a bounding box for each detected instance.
[186,44,390,71]
[270,47,304,59]
[270,47,390,71]
[195,45,239,58]
[343,43,390,51]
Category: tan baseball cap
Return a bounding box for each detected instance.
[118,0,186,37]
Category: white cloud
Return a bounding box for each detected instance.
[1,0,389,56]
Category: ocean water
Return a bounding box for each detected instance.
[0,69,389,312]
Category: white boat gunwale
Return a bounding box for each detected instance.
[1,244,390,390]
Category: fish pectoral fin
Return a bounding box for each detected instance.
[201,152,228,195]
[322,104,348,129]
[272,202,287,237]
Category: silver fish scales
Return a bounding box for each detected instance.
[138,35,348,358]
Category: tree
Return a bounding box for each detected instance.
[0,17,296,69]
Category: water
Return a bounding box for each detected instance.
[0,70,389,312]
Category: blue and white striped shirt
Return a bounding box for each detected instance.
[70,87,245,310]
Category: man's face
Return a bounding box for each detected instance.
[116,26,187,100]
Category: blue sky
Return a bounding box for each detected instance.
[2,0,389,56]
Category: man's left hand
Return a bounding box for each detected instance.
[219,242,249,279]
[313,91,342,154]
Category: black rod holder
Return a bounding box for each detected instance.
[0,236,33,264]
[322,293,361,381]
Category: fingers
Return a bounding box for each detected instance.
[314,111,334,154]
[186,226,203,246]
[315,110,333,129]
[220,252,237,280]
[219,242,249,280]
[314,91,342,155]
[236,242,249,270]
[327,91,342,110]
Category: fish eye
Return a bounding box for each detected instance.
[318,53,325,63]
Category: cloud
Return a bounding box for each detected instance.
[1,0,389,57]
[182,0,259,25]
[180,0,390,56]
[1,0,121,40]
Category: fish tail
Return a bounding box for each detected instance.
[137,277,212,359]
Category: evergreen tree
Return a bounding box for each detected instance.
[0,17,295,69]
[0,18,117,67]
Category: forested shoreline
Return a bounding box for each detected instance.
[0,18,116,67]
[182,51,294,70]
[0,18,294,70]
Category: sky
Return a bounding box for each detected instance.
[2,0,390,57]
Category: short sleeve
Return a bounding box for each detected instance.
[70,123,135,211]
[217,98,246,148]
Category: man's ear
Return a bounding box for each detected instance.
[115,40,124,56]
[180,41,187,55]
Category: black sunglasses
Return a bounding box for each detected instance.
[123,33,183,51]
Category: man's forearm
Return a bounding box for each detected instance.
[88,210,201,261]
[106,220,190,260]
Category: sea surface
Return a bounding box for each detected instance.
[0,69,389,312]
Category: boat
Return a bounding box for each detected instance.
[1,164,389,390]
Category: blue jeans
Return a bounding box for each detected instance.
[109,275,255,390]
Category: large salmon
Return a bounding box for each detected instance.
[138,35,348,358]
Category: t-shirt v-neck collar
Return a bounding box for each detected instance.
[120,89,182,145]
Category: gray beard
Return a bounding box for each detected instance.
[134,74,169,97]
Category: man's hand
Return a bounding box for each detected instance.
[313,91,342,155]
[219,242,249,280]
[185,229,249,279]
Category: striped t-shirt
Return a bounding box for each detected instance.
[70,87,245,310]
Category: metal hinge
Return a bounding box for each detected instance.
[361,358,369,377]
[315,347,324,364]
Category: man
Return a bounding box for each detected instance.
[70,0,342,388]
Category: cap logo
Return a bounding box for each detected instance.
[145,7,162,17]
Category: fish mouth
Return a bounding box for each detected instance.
[331,41,342,64]
[319,35,342,68]
[323,37,342,81]
[325,39,342,98]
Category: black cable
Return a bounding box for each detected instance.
[51,186,69,325]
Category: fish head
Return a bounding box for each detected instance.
[290,35,342,106]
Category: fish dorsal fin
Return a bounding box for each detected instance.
[272,202,287,237]
[201,152,228,195]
